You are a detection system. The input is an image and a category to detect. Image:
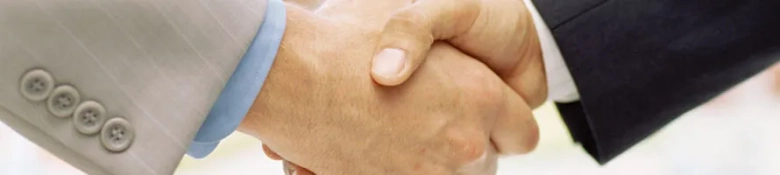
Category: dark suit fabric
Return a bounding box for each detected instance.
[532,0,780,164]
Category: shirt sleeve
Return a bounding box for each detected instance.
[186,0,287,158]
[523,0,581,103]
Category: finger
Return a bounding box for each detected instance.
[284,161,316,175]
[447,0,545,108]
[262,144,284,160]
[773,64,780,94]
[423,43,505,174]
[490,85,539,155]
[371,0,482,86]
[426,42,539,155]
[494,33,547,109]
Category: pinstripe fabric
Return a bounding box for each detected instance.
[0,0,268,174]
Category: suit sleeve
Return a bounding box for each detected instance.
[532,0,780,164]
[187,0,287,158]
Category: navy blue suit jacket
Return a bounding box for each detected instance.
[532,0,780,164]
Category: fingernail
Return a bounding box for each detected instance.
[372,48,406,78]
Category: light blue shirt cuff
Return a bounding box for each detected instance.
[186,0,286,158]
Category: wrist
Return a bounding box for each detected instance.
[238,3,321,139]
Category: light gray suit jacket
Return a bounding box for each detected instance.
[0,0,270,174]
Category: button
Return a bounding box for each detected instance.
[72,101,107,135]
[47,85,81,118]
[19,69,55,101]
[100,118,134,152]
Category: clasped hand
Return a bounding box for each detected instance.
[238,0,546,174]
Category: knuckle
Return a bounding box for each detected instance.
[515,118,541,154]
[389,8,429,30]
[381,11,435,61]
[456,138,487,164]
[446,129,487,164]
[384,10,434,43]
[464,71,505,106]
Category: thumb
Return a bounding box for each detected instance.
[371,0,482,86]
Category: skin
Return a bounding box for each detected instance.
[773,64,780,95]
[268,0,778,174]
[371,0,549,158]
[237,1,539,175]
[371,0,547,109]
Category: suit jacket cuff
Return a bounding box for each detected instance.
[187,0,286,158]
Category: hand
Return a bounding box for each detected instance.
[275,141,497,175]
[773,63,780,95]
[370,0,548,109]
[258,42,510,175]
[237,1,538,174]
[260,144,315,175]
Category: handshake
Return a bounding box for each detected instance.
[243,0,547,174]
[3,0,772,174]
